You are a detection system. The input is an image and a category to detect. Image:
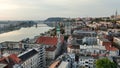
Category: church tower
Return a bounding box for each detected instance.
[115,10,118,17]
[56,22,61,43]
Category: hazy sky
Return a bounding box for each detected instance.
[0,0,120,20]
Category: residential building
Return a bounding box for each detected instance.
[0,54,21,68]
[79,45,107,57]
[79,56,95,68]
[49,61,70,68]
[82,37,97,45]
[72,30,97,39]
[97,38,119,56]
[0,41,25,55]
[36,36,64,59]
[67,45,80,54]
[18,49,39,68]
[97,38,112,46]
[64,22,72,35]
[0,41,24,49]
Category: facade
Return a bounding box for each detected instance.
[72,30,97,39]
[18,49,39,68]
[97,38,111,46]
[64,22,72,35]
[0,41,25,55]
[79,45,107,57]
[36,36,64,59]
[82,37,97,45]
[46,47,56,59]
[79,57,95,68]
[37,45,46,68]
[67,45,80,54]
[97,38,119,56]
[0,41,24,49]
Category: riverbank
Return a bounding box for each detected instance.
[0,24,53,43]
[0,22,35,34]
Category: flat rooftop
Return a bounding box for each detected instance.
[58,61,69,68]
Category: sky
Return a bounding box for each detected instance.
[0,0,120,20]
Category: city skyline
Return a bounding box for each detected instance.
[0,0,120,20]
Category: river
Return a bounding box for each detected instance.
[0,24,53,43]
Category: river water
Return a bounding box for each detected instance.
[0,24,53,43]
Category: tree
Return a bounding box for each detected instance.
[95,58,117,68]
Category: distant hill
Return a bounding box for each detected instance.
[44,17,66,22]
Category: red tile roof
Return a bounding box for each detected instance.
[68,45,80,49]
[36,36,58,46]
[105,45,118,51]
[0,54,20,68]
[46,47,56,51]
[9,54,21,64]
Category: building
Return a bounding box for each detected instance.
[0,41,24,49]
[79,45,107,57]
[72,30,97,39]
[58,61,70,68]
[36,36,64,59]
[17,49,39,68]
[97,38,111,46]
[67,45,80,54]
[97,38,119,56]
[79,56,95,68]
[0,41,25,55]
[0,54,21,68]
[49,61,70,68]
[82,37,97,45]
[64,22,72,35]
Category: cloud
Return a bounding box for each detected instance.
[0,0,120,20]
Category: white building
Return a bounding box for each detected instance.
[58,61,70,68]
[79,57,95,68]
[18,49,39,68]
[13,47,46,68]
[36,36,64,60]
[64,22,72,35]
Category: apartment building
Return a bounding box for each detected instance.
[79,56,95,68]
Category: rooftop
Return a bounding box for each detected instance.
[46,47,56,51]
[99,38,110,42]
[58,61,69,68]
[105,45,118,51]
[0,54,20,68]
[49,60,61,68]
[68,45,80,49]
[36,36,58,46]
[18,49,38,62]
